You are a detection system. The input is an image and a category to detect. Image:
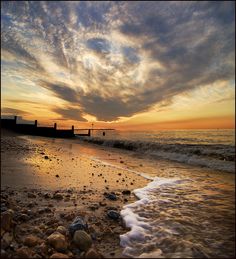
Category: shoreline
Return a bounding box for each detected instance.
[1,129,150,258]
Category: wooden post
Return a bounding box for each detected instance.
[72,125,74,133]
[54,123,57,130]
[35,120,37,127]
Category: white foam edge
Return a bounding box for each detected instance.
[119,177,180,256]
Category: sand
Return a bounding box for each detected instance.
[1,129,150,258]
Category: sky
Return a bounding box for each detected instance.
[1,1,235,130]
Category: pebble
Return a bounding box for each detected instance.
[53,193,63,200]
[73,230,92,251]
[105,192,117,201]
[28,193,37,198]
[107,210,120,220]
[43,193,51,199]
[68,216,88,236]
[122,190,131,195]
[16,246,33,258]
[1,209,14,231]
[24,235,40,247]
[85,248,103,258]
[44,156,49,159]
[56,226,67,236]
[50,253,69,258]
[2,232,13,249]
[55,174,59,178]
[47,232,68,252]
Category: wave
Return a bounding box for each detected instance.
[75,136,235,173]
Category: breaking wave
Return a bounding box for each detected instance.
[76,136,235,173]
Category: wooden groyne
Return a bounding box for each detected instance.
[1,116,81,138]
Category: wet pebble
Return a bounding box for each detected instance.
[47,232,68,252]
[85,248,103,258]
[122,190,131,195]
[50,253,69,258]
[24,235,41,247]
[69,216,88,236]
[105,192,117,201]
[107,210,120,220]
[73,230,92,251]
[1,209,14,231]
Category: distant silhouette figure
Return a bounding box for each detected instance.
[103,131,105,136]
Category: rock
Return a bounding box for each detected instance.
[68,216,88,236]
[99,202,107,207]
[120,160,124,163]
[50,253,69,258]
[24,235,40,247]
[43,193,51,199]
[55,174,59,178]
[2,232,13,249]
[28,193,36,198]
[44,156,49,159]
[105,192,117,201]
[73,230,92,251]
[16,246,33,258]
[107,210,120,220]
[17,213,30,222]
[85,248,103,258]
[1,249,7,258]
[122,190,131,195]
[47,232,68,252]
[1,209,14,231]
[53,193,63,200]
[56,226,67,236]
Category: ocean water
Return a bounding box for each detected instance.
[75,129,235,258]
[75,129,235,173]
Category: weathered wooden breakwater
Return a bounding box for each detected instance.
[1,116,80,138]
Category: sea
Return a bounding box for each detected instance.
[77,129,235,258]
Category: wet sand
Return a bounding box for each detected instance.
[1,129,149,258]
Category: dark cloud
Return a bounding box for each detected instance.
[39,81,80,103]
[53,107,86,122]
[1,107,31,115]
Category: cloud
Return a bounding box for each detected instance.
[1,1,235,122]
[52,107,86,122]
[1,107,31,115]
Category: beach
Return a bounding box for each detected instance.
[1,129,150,258]
[1,129,235,258]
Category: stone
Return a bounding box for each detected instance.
[47,232,68,252]
[1,249,8,258]
[105,192,117,201]
[24,235,40,247]
[73,230,92,251]
[50,253,69,258]
[1,209,14,231]
[122,190,131,195]
[2,232,13,249]
[55,174,59,178]
[85,248,103,258]
[53,193,63,200]
[44,156,49,159]
[16,246,33,258]
[68,216,88,236]
[107,210,120,220]
[56,226,67,236]
[17,213,30,222]
[28,193,36,198]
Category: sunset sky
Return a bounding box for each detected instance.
[1,1,235,130]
